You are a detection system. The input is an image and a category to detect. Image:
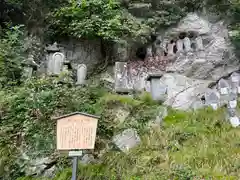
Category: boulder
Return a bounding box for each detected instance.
[112,128,141,153]
[161,73,212,110]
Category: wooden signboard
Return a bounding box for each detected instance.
[55,112,99,150]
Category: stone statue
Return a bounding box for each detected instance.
[176,39,184,53]
[183,37,192,52]
[195,36,204,51]
[76,64,87,85]
[146,46,153,58]
[167,41,175,56]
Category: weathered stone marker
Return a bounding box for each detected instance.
[114,62,130,93]
[205,90,220,110]
[112,128,141,153]
[146,73,166,101]
[54,112,99,180]
[230,72,240,94]
[51,52,65,75]
[76,64,87,85]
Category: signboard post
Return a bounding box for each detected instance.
[54,112,99,180]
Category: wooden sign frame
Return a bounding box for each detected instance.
[54,112,99,150]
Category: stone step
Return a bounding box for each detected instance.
[128,3,152,18]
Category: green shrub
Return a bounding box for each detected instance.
[48,0,149,43]
[0,25,25,86]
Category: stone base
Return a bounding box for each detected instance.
[115,88,132,95]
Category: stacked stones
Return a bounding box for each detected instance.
[205,72,240,127]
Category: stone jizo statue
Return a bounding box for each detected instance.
[176,39,184,53]
[195,36,204,51]
[183,37,192,52]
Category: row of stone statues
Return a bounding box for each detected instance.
[22,43,87,85]
[148,35,204,58]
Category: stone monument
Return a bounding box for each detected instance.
[76,64,87,85]
[46,42,64,75]
[146,73,166,101]
[114,62,131,93]
[51,52,65,75]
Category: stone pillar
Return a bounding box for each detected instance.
[195,36,204,51]
[146,73,166,101]
[230,72,240,94]
[183,37,192,52]
[76,64,87,85]
[114,62,130,93]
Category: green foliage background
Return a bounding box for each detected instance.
[0,25,25,86]
[48,0,150,43]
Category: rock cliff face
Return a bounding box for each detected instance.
[111,11,239,110]
[125,13,238,81]
[37,8,239,111]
